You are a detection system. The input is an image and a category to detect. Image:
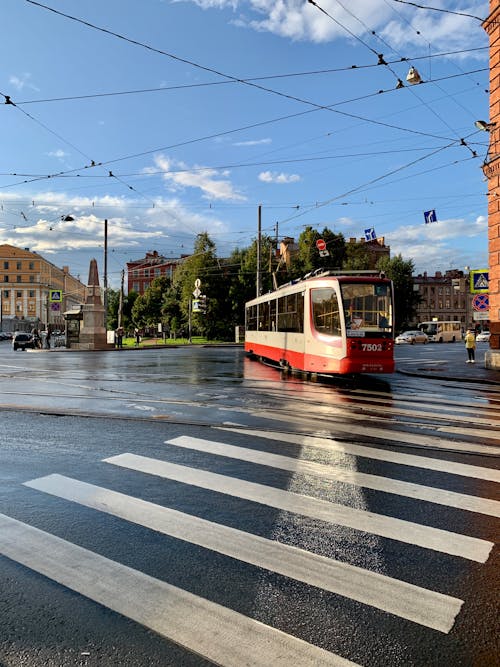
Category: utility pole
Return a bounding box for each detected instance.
[118,269,124,329]
[256,205,262,297]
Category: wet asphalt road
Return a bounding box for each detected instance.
[0,341,498,666]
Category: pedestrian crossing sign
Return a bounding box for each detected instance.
[50,289,62,302]
[470,270,489,294]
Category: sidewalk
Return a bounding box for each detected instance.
[397,352,500,385]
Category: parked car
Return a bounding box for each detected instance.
[12,332,35,351]
[476,331,491,342]
[395,330,429,345]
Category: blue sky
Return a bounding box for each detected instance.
[1,0,491,287]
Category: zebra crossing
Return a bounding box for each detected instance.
[1,426,499,666]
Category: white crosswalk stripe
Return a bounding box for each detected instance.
[218,427,500,483]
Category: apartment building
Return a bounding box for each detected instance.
[0,244,86,332]
[413,270,475,328]
[126,250,184,295]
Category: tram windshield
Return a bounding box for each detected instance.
[341,282,392,334]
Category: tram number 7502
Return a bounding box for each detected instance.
[361,343,383,352]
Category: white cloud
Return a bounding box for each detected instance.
[148,154,246,200]
[0,191,229,255]
[386,214,488,273]
[182,0,486,51]
[258,170,301,183]
[47,149,69,159]
[233,138,272,146]
[9,73,40,92]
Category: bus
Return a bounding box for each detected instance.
[417,320,462,343]
[244,271,394,375]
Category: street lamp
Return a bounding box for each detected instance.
[475,120,496,131]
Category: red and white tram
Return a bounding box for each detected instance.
[245,271,394,375]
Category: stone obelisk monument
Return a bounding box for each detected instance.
[74,258,111,350]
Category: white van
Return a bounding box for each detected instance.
[418,321,462,343]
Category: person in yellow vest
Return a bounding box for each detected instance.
[464,329,476,363]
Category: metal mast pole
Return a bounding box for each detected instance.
[256,205,262,297]
[103,218,108,326]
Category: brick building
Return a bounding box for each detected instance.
[0,244,86,332]
[126,250,184,295]
[482,1,500,367]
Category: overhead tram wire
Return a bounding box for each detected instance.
[347,0,487,126]
[11,49,489,106]
[390,0,485,22]
[307,0,481,156]
[274,138,467,230]
[382,0,489,98]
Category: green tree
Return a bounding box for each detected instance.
[377,254,421,331]
[343,241,371,270]
[290,226,346,279]
[161,284,183,335]
[105,288,120,330]
[131,276,172,330]
[107,287,138,333]
[173,232,232,340]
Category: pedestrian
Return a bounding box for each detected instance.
[134,328,140,347]
[115,327,123,349]
[465,329,476,363]
[46,329,51,349]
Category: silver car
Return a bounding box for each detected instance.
[395,330,429,345]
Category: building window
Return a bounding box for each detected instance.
[16,262,22,270]
[155,268,161,276]
[29,262,35,270]
[16,291,22,298]
[3,276,8,283]
[29,275,34,283]
[132,282,139,292]
[28,302,35,312]
[17,275,22,283]
[3,262,8,270]
[143,282,149,291]
[29,290,35,298]
[133,270,139,277]
[445,300,450,308]
[2,290,8,298]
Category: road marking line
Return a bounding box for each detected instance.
[0,513,355,667]
[24,474,463,633]
[245,410,500,456]
[218,428,500,484]
[166,436,500,518]
[104,454,493,563]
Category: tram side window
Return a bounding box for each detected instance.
[246,305,258,331]
[311,288,341,336]
[277,293,304,332]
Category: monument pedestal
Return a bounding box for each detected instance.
[71,258,113,351]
